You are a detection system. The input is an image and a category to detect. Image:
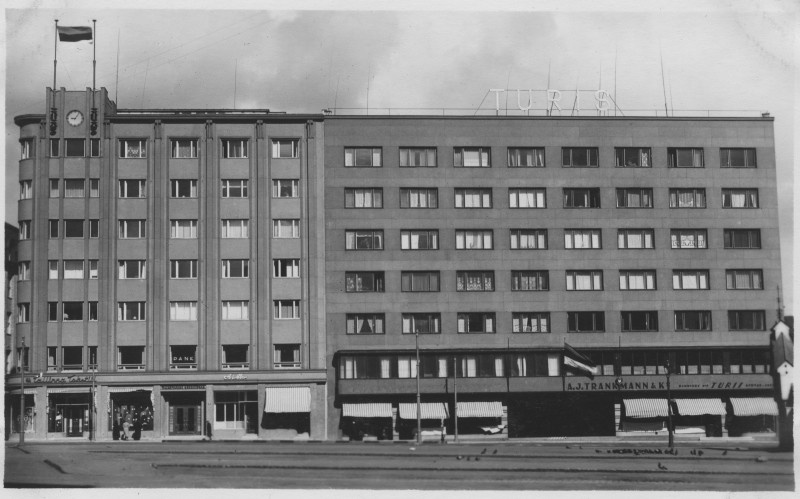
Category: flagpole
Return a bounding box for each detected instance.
[53,19,58,91]
[92,19,97,104]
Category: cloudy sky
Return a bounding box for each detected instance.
[3,0,796,312]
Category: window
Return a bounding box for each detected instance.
[20,138,34,159]
[62,347,83,371]
[273,219,300,238]
[89,260,98,279]
[508,147,545,167]
[619,270,656,290]
[621,311,659,332]
[670,229,707,249]
[221,219,249,238]
[401,230,438,250]
[722,188,759,208]
[273,259,300,278]
[18,221,31,240]
[19,181,32,199]
[458,354,505,378]
[617,229,654,249]
[273,300,300,319]
[90,138,100,157]
[456,271,494,291]
[170,346,197,369]
[669,188,706,208]
[401,271,440,292]
[400,188,438,208]
[568,311,605,333]
[221,139,248,158]
[615,147,651,167]
[89,179,99,197]
[118,220,145,238]
[171,179,198,198]
[563,188,601,208]
[345,271,385,292]
[222,179,249,198]
[63,260,85,279]
[64,220,84,238]
[64,179,85,197]
[455,230,493,250]
[562,147,598,167]
[274,344,301,368]
[726,269,763,290]
[271,179,298,198]
[50,138,59,157]
[170,301,197,321]
[720,148,756,168]
[724,229,761,249]
[346,313,385,334]
[48,179,62,199]
[18,261,30,281]
[65,139,85,157]
[728,310,766,331]
[509,188,547,209]
[89,219,99,238]
[564,229,601,249]
[88,302,98,321]
[511,353,560,377]
[118,302,145,321]
[171,139,198,158]
[566,270,603,291]
[118,346,145,370]
[616,188,653,208]
[221,259,249,278]
[512,312,550,333]
[344,188,383,208]
[510,229,547,250]
[119,179,146,198]
[675,311,712,331]
[49,260,58,279]
[170,259,197,279]
[221,301,249,320]
[672,270,710,290]
[119,139,147,158]
[47,346,58,370]
[346,230,384,250]
[17,303,30,323]
[222,345,249,369]
[49,219,58,238]
[62,302,83,321]
[402,313,441,334]
[511,270,549,291]
[454,188,492,208]
[170,219,197,239]
[668,148,704,168]
[272,139,299,158]
[457,312,495,333]
[344,147,381,167]
[400,147,437,167]
[453,147,490,167]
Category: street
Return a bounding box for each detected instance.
[3,440,794,491]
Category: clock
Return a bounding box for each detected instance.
[66,110,84,126]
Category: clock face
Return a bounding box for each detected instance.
[67,110,84,126]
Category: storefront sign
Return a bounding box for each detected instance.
[23,374,93,384]
[161,384,206,391]
[222,373,247,380]
[566,377,773,392]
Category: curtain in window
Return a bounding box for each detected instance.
[437,358,448,377]
[457,315,466,332]
[380,358,391,378]
[574,274,592,290]
[485,315,493,333]
[516,356,527,376]
[494,357,504,377]
[678,191,694,207]
[640,150,649,167]
[747,191,758,208]
[462,357,477,377]
[730,192,745,208]
[629,274,645,289]
[64,180,84,197]
[63,261,84,279]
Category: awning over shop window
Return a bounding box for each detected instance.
[107,387,152,393]
[264,386,310,413]
[623,398,669,418]
[730,397,779,417]
[47,387,91,394]
[455,401,503,418]
[398,402,449,420]
[674,398,726,416]
[7,388,37,395]
[342,403,393,418]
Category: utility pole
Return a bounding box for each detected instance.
[19,336,26,445]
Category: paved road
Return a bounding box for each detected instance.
[4,440,794,491]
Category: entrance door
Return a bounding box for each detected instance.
[63,405,87,437]
[172,405,199,435]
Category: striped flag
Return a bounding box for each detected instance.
[57,26,93,42]
[563,343,597,377]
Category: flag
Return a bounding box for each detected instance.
[58,26,93,42]
[563,343,597,377]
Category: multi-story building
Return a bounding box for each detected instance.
[8,87,783,441]
[8,88,327,440]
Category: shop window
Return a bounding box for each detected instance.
[118,260,146,279]
[511,270,549,291]
[726,269,763,290]
[110,391,154,433]
[221,139,247,159]
[221,345,249,369]
[672,270,710,290]
[562,147,598,167]
[512,312,550,333]
[171,139,198,158]
[456,270,494,291]
[221,219,249,238]
[118,219,145,238]
[563,188,600,208]
[400,188,438,208]
[170,219,197,239]
[457,312,495,334]
[668,147,704,168]
[674,311,712,331]
[273,300,300,319]
[400,147,437,167]
[170,345,197,370]
[273,344,300,369]
[62,346,83,372]
[117,302,146,321]
[510,229,547,250]
[616,188,653,208]
[724,229,761,249]
[567,311,605,333]
[564,229,601,249]
[402,313,441,334]
[728,310,766,331]
[669,188,706,208]
[619,270,656,290]
[222,301,249,320]
[272,219,300,238]
[222,179,249,198]
[621,311,659,332]
[119,179,146,198]
[720,148,756,168]
[509,188,546,208]
[670,229,707,249]
[271,179,298,198]
[169,301,197,321]
[65,138,85,157]
[345,147,382,167]
[170,259,197,279]
[722,188,759,208]
[272,139,299,158]
[401,271,440,292]
[221,259,249,278]
[453,147,490,167]
[454,188,492,208]
[120,139,147,158]
[117,346,145,370]
[401,230,437,250]
[346,313,384,335]
[566,270,603,291]
[215,391,258,432]
[615,147,651,167]
[508,147,545,167]
[344,188,383,208]
[62,301,83,321]
[455,229,493,250]
[345,271,385,292]
[273,259,300,278]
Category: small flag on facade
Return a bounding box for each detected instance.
[57,26,93,42]
[563,342,597,377]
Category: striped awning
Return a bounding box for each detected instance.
[7,388,37,395]
[455,401,503,418]
[674,398,726,416]
[398,402,449,420]
[107,387,152,393]
[342,403,393,418]
[730,397,779,416]
[623,399,669,418]
[264,386,310,413]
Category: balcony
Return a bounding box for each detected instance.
[273,361,301,370]
[170,363,197,371]
[117,363,145,371]
[222,362,249,370]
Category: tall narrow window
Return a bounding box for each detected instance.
[19,180,33,199]
[50,138,60,157]
[668,148,704,168]
[90,138,100,157]
[453,147,490,167]
[49,179,59,198]
[17,262,31,281]
[89,179,100,197]
[20,138,34,159]
[399,147,437,167]
[508,147,545,167]
[171,139,198,158]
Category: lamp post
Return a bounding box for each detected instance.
[415,329,421,445]
[665,357,674,448]
[452,355,458,443]
[19,336,26,445]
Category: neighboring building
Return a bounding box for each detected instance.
[8,87,784,441]
[5,223,20,439]
[8,88,327,441]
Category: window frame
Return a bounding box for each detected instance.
[456,312,496,334]
[725,269,763,290]
[64,179,86,198]
[346,313,385,335]
[344,187,384,208]
[512,312,550,333]
[728,310,766,331]
[720,148,756,168]
[62,260,85,279]
[169,301,198,321]
[565,270,604,291]
[672,269,710,290]
[402,313,442,334]
[170,138,198,159]
[456,270,495,292]
[562,147,599,168]
[674,310,712,331]
[170,179,198,198]
[20,138,35,160]
[614,147,651,168]
[119,179,146,198]
[65,138,85,158]
[170,219,198,239]
[273,300,301,320]
[221,259,250,279]
[511,270,549,291]
[221,301,250,321]
[118,219,146,239]
[563,188,601,208]
[117,302,146,321]
[64,219,85,238]
[118,259,147,280]
[455,229,493,250]
[723,229,761,249]
[669,188,706,208]
[400,187,438,208]
[346,229,384,250]
[273,259,300,278]
[619,270,657,290]
[722,188,759,209]
[344,147,382,167]
[507,147,545,168]
[272,138,300,158]
[401,229,439,250]
[19,180,33,199]
[221,219,249,239]
[401,271,440,292]
[508,188,546,208]
[221,139,248,159]
[170,259,198,279]
[616,188,654,208]
[271,179,298,198]
[345,271,386,293]
[564,229,602,249]
[617,229,655,249]
[510,229,547,250]
[399,147,437,167]
[454,188,492,208]
[670,229,708,249]
[222,179,249,198]
[567,311,605,333]
[667,147,704,168]
[453,147,491,168]
[272,219,300,238]
[621,311,659,332]
[119,139,147,159]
